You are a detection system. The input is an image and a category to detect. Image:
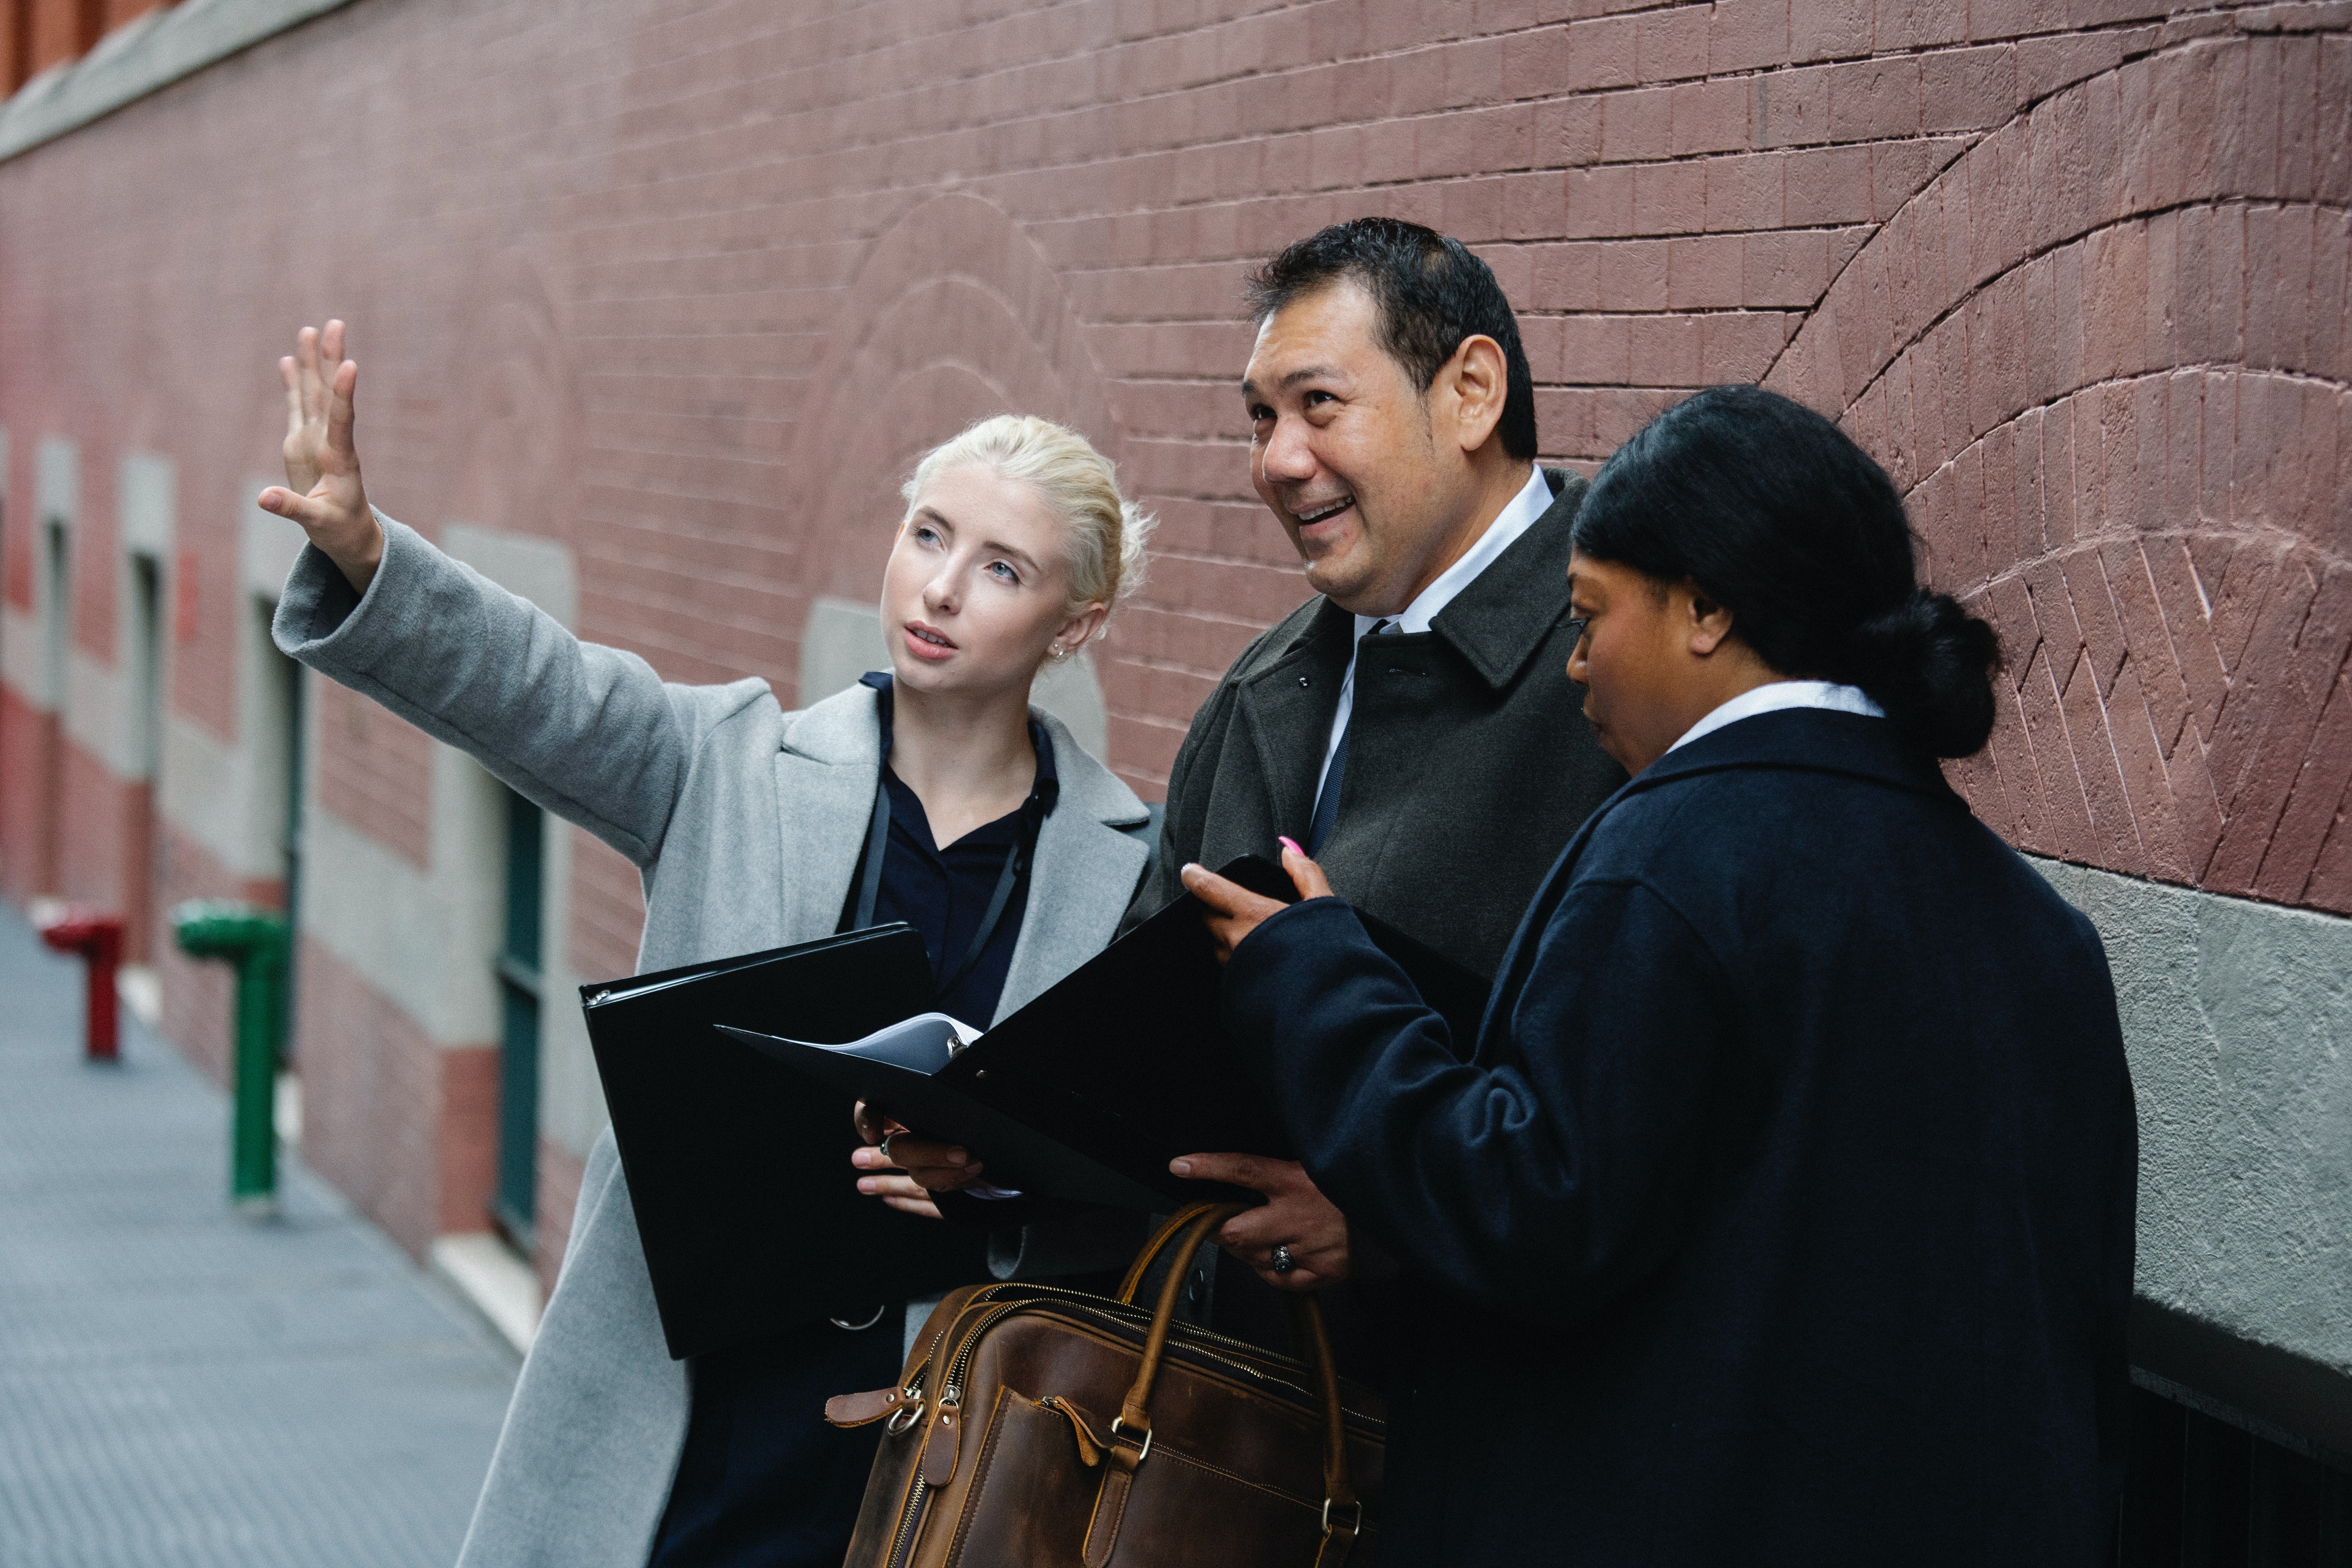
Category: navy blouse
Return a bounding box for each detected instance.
[648,674,1055,1568]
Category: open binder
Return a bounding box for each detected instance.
[583,856,1488,1361]
[720,855,1489,1214]
[583,924,991,1360]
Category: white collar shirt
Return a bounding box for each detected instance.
[1312,464,1556,807]
[1665,680,1886,755]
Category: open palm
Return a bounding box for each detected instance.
[260,319,382,593]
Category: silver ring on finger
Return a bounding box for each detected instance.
[878,1132,899,1168]
[1272,1244,1296,1275]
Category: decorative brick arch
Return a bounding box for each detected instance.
[788,193,1125,607]
[1764,31,2352,911]
[436,247,584,548]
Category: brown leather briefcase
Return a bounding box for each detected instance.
[826,1202,1384,1568]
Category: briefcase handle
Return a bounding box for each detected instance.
[1097,1202,1364,1564]
[1114,1200,1234,1305]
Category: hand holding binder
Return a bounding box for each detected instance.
[583,856,1489,1360]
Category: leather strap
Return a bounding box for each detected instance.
[1288,1294,1361,1565]
[1089,1202,1362,1563]
[1116,1205,1243,1433]
[1115,1201,1227,1305]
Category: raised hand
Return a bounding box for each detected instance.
[258,320,383,595]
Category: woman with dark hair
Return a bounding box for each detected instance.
[1180,385,2138,1563]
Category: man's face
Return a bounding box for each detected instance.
[1243,281,1462,617]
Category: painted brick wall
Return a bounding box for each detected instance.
[0,0,2344,1297]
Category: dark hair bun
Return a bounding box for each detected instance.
[1844,590,2001,757]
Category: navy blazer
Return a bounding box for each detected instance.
[1224,708,2137,1564]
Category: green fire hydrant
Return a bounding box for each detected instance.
[172,901,290,1208]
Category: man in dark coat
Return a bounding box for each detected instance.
[1136,221,1625,1315]
[908,219,1623,1324]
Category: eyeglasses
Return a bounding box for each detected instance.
[1563,616,1590,649]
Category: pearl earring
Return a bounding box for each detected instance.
[1049,644,1068,661]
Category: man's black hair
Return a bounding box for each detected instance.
[1246,218,1538,461]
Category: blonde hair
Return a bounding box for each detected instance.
[900,415,1154,619]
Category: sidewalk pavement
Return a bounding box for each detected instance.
[0,904,519,1567]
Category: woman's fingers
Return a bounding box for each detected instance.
[1173,1151,1354,1287]
[1167,1149,1282,1193]
[1275,837,1335,900]
[1179,863,1273,920]
[850,1133,984,1193]
[295,325,325,424]
[324,357,359,467]
[1179,862,1287,962]
[856,1169,946,1220]
[257,485,333,531]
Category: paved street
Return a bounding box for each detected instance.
[0,906,517,1567]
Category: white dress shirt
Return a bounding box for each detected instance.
[1666,680,1886,755]
[1312,464,1555,806]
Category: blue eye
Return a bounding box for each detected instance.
[988,561,1020,583]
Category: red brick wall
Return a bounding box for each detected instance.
[294,936,497,1261]
[0,686,55,902]
[2,0,2345,1265]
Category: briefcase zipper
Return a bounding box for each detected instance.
[913,1287,1378,1431]
[883,1476,928,1568]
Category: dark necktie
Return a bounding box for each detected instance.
[1305,619,1392,855]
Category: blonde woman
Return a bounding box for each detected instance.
[262,322,1158,1568]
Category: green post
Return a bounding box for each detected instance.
[171,901,291,1207]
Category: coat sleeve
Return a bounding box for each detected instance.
[272,513,766,867]
[1222,886,1739,1323]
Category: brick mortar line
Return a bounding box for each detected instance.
[567,13,2232,200]
[612,5,2226,152]
[1961,510,2352,601]
[640,9,2258,182]
[1820,198,2352,434]
[1962,515,2352,899]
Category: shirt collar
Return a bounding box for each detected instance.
[1354,463,1552,641]
[1667,680,1886,755]
[858,670,1060,816]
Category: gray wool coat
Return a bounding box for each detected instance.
[274,516,1152,1568]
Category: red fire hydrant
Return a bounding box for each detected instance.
[38,909,123,1063]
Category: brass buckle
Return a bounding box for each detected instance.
[1322,1498,1361,1539]
[1107,1416,1153,1464]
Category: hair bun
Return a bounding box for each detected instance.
[1844,591,2001,757]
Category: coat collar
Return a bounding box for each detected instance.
[1430,468,1584,690]
[1547,708,1965,886]
[774,679,1145,828]
[1248,467,1585,690]
[770,680,1149,1022]
[1635,706,1958,802]
[1223,470,1587,828]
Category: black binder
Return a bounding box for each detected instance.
[581,925,991,1361]
[720,855,1492,1214]
[585,858,1490,1361]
